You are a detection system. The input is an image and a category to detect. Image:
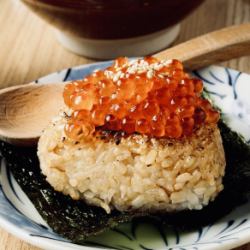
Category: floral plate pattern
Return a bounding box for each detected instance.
[0,61,250,250]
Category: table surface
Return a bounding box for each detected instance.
[0,0,250,249]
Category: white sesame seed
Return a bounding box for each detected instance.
[113,75,119,82]
[130,105,136,112]
[111,93,117,99]
[105,115,112,122]
[162,59,173,66]
[152,115,157,121]
[153,63,163,71]
[113,71,122,82]
[73,111,79,117]
[112,104,120,111]
[146,70,154,79]
[117,80,122,86]
[74,96,82,105]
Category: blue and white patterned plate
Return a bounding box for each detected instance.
[1,61,250,250]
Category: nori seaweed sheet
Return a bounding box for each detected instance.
[0,120,250,244]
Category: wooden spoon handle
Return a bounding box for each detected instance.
[155,23,250,70]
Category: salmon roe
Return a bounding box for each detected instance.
[63,57,219,141]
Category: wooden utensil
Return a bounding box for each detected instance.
[0,83,65,146]
[1,23,250,146]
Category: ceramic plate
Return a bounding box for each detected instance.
[0,61,250,250]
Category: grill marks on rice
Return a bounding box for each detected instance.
[38,114,226,214]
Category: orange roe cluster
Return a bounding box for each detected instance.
[63,57,219,141]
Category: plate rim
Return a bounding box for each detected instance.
[0,61,250,250]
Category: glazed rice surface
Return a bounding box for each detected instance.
[38,114,226,213]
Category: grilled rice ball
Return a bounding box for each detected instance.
[38,113,225,214]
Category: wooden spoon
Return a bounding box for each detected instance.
[1,23,250,146]
[0,83,65,146]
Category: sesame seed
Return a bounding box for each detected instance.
[73,111,79,117]
[111,93,117,99]
[113,71,122,82]
[74,96,82,105]
[146,70,154,79]
[112,104,120,111]
[130,105,136,112]
[163,59,173,66]
[153,63,164,71]
[152,115,157,121]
